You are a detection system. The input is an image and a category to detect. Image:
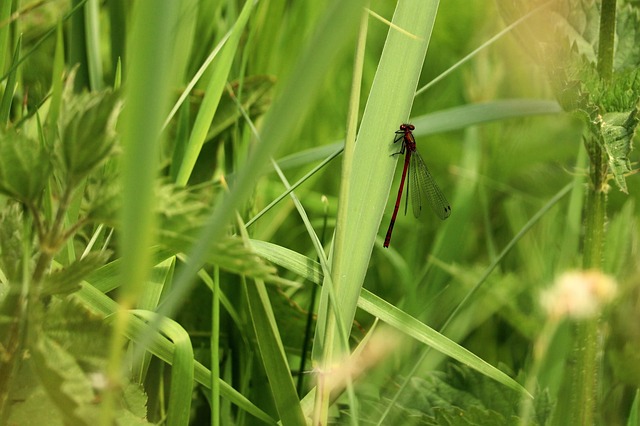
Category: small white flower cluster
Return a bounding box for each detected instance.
[541,270,617,320]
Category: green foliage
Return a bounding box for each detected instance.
[533,2,640,192]
[58,84,121,186]
[597,108,638,193]
[336,364,552,425]
[0,131,52,205]
[0,0,639,425]
[43,252,110,297]
[0,203,28,283]
[8,298,150,426]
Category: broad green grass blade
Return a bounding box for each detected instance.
[413,99,561,135]
[175,0,254,185]
[47,23,65,140]
[84,0,103,90]
[109,1,181,422]
[250,239,322,284]
[357,290,530,397]
[129,310,193,426]
[318,0,441,384]
[0,0,12,75]
[249,238,530,396]
[75,281,277,425]
[0,34,20,125]
[118,0,179,302]
[238,208,307,424]
[243,277,307,425]
[130,257,175,383]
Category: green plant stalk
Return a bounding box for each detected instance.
[211,266,220,426]
[566,0,616,420]
[68,0,90,91]
[84,0,104,90]
[0,0,13,75]
[0,212,32,420]
[566,134,607,425]
[596,0,616,81]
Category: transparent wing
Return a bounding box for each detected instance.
[410,151,451,220]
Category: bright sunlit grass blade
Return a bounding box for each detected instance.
[315,7,441,420]
[110,1,181,424]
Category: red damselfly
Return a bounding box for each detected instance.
[383,124,451,248]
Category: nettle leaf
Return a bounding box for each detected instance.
[614,4,640,70]
[30,334,97,425]
[0,131,52,205]
[29,297,150,423]
[43,252,110,297]
[387,364,552,426]
[0,203,29,284]
[59,89,122,185]
[154,183,278,281]
[160,231,278,281]
[43,297,111,363]
[597,108,639,193]
[82,163,121,225]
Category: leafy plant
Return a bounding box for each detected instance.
[0,0,638,425]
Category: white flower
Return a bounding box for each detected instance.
[541,270,617,319]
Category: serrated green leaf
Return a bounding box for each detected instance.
[597,107,639,193]
[59,87,121,184]
[614,5,640,70]
[43,297,111,362]
[43,252,110,297]
[82,165,121,225]
[387,364,550,426]
[152,184,279,281]
[30,334,95,425]
[120,382,150,420]
[0,203,27,284]
[160,231,278,281]
[0,130,52,205]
